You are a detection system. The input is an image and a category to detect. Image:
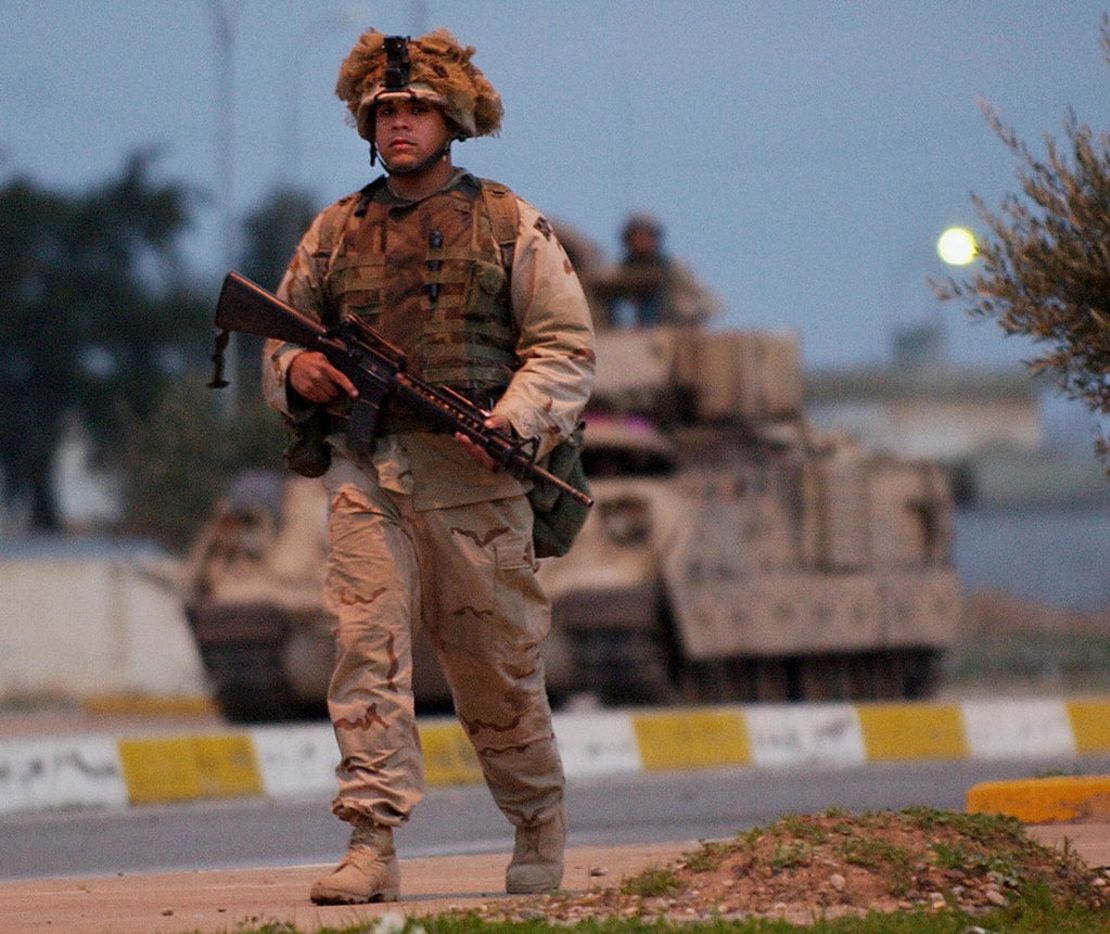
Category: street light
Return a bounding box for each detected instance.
[937,226,978,266]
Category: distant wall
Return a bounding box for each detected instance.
[807,397,1042,461]
[0,557,207,699]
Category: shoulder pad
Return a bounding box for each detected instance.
[479,179,520,248]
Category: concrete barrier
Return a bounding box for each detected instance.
[0,551,207,699]
[2,697,1108,816]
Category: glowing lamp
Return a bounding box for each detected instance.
[937,227,978,266]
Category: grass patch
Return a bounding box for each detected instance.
[216,807,1109,934]
[768,840,813,871]
[683,840,732,874]
[619,865,680,898]
[224,897,1110,933]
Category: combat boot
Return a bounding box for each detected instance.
[310,818,400,905]
[505,806,566,894]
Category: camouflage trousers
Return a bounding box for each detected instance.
[321,460,565,830]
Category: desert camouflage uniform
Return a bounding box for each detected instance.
[261,168,594,832]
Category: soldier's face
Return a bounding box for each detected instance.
[626,228,660,260]
[375,100,452,172]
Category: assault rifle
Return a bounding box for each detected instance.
[212,271,593,508]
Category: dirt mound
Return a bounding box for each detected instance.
[470,808,1109,926]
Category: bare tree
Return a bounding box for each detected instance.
[934,17,1110,459]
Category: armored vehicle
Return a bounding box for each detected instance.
[183,326,960,722]
[538,326,960,704]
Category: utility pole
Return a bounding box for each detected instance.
[208,0,242,410]
[284,4,374,186]
[410,0,428,34]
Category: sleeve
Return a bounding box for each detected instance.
[492,199,597,458]
[260,209,332,418]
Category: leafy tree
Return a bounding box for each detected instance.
[118,374,284,549]
[239,185,318,290]
[935,19,1110,459]
[117,183,315,549]
[0,152,210,528]
[231,186,319,387]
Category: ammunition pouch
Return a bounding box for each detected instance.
[282,407,332,478]
[528,422,591,558]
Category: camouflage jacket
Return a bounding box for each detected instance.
[262,169,596,511]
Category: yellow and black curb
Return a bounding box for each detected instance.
[2,697,1108,816]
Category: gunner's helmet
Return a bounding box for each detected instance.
[621,212,665,246]
[335,29,503,142]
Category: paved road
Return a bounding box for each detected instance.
[4,754,1109,881]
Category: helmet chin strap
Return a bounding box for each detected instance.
[371,139,454,177]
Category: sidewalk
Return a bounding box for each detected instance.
[1027,822,1110,871]
[0,827,1106,934]
[0,840,689,934]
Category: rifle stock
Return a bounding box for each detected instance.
[216,272,331,349]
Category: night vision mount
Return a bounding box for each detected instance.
[383,36,411,91]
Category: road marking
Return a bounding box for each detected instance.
[745,703,866,768]
[554,712,643,776]
[631,709,751,771]
[421,722,483,785]
[1067,699,1110,754]
[961,699,1076,759]
[118,735,262,804]
[5,697,1108,815]
[857,703,968,761]
[0,736,127,814]
[249,724,338,797]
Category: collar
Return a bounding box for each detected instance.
[376,168,479,206]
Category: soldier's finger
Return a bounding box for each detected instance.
[307,383,334,403]
[325,363,359,398]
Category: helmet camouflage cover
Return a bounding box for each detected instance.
[336,28,503,141]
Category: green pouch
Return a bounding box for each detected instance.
[282,408,332,478]
[528,422,591,558]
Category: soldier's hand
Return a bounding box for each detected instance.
[455,414,511,471]
[289,351,359,403]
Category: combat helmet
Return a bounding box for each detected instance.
[621,212,665,246]
[336,29,503,143]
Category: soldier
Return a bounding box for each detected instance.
[260,28,595,905]
[592,213,723,328]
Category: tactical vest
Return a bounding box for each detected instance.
[321,176,521,408]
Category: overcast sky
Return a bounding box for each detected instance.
[3,0,1108,378]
